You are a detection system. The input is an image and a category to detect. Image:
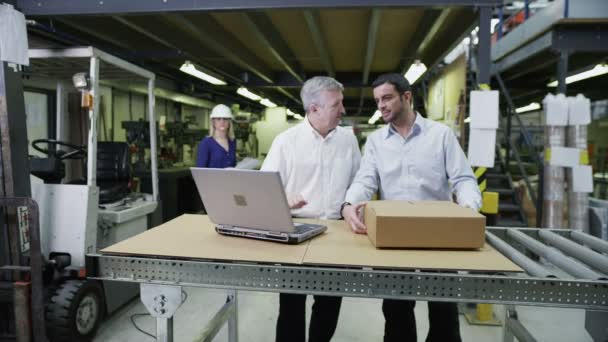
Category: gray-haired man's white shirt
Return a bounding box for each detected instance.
[262,118,361,219]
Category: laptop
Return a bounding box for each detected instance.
[190,168,327,244]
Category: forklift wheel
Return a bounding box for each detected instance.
[46,279,105,342]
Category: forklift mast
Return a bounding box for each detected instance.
[0,61,47,341]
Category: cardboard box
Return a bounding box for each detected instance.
[364,200,485,249]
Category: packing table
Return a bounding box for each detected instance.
[87,214,608,342]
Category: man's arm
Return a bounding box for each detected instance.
[342,136,380,233]
[349,134,362,184]
[344,137,379,205]
[444,130,482,210]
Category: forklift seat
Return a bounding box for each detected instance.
[97,142,131,204]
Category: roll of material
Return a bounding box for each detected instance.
[545,126,566,146]
[543,126,566,228]
[567,125,587,147]
[567,125,589,232]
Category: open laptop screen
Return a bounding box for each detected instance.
[190,168,297,233]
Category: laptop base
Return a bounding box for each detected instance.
[215,224,326,244]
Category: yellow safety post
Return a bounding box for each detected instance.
[465,150,502,326]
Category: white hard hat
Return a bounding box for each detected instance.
[210,104,233,119]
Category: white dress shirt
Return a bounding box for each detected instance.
[345,113,481,209]
[261,118,361,219]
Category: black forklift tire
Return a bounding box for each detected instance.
[46,279,105,342]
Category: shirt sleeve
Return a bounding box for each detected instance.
[196,138,210,168]
[261,133,288,187]
[350,134,361,184]
[229,139,237,167]
[444,129,482,210]
[345,135,379,204]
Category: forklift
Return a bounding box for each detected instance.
[1,46,160,341]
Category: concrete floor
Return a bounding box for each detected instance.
[94,288,593,342]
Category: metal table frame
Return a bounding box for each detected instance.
[87,226,608,342]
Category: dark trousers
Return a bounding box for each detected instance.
[275,293,342,342]
[382,299,461,342]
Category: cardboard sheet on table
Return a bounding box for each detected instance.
[102,214,521,272]
[101,214,308,264]
[303,220,522,272]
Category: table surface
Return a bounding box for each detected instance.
[101,214,522,272]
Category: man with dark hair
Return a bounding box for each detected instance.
[341,73,480,342]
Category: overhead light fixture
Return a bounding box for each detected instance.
[293,114,304,120]
[260,98,277,108]
[368,110,381,125]
[179,61,226,85]
[286,109,298,117]
[515,102,541,113]
[236,87,262,101]
[404,60,427,84]
[464,117,471,124]
[547,64,608,87]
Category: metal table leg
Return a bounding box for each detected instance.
[227,290,238,342]
[140,284,183,342]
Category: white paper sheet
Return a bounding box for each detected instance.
[0,4,29,66]
[470,90,499,129]
[467,128,496,168]
[548,146,581,167]
[572,165,593,193]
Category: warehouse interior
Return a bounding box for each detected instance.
[1,0,608,341]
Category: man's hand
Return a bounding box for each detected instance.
[343,203,367,234]
[287,193,307,209]
[461,203,480,213]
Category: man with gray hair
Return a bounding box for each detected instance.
[262,76,361,342]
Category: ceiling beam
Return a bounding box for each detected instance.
[357,9,382,115]
[242,71,388,88]
[18,0,501,16]
[53,18,134,52]
[242,12,304,84]
[111,16,242,84]
[425,10,477,74]
[415,8,452,60]
[164,13,275,84]
[362,9,382,85]
[303,10,335,78]
[398,10,441,74]
[503,58,557,82]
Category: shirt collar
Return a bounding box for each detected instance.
[303,116,337,139]
[385,112,424,139]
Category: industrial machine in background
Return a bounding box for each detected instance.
[162,120,207,167]
[233,113,259,160]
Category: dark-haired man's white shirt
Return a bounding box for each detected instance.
[345,113,480,209]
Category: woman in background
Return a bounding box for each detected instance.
[196,104,237,168]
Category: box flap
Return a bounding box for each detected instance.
[367,200,484,218]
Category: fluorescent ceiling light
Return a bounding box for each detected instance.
[464,117,471,124]
[260,98,277,108]
[237,87,262,101]
[404,60,427,84]
[293,114,304,120]
[286,109,298,117]
[368,110,381,125]
[179,61,226,85]
[547,64,608,87]
[515,102,541,113]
